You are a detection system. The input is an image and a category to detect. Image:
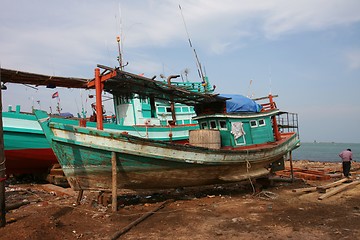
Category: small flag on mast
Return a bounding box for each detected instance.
[52,92,59,98]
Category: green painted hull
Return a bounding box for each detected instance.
[35,110,300,191]
[2,110,197,174]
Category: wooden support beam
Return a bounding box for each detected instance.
[95,68,103,130]
[318,180,360,200]
[76,190,84,205]
[111,152,117,212]
[0,72,6,227]
[292,186,318,193]
[110,199,174,240]
[316,178,349,193]
[289,151,294,182]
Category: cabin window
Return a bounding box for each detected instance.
[258,119,266,126]
[219,120,227,130]
[201,122,208,129]
[183,119,190,124]
[166,107,172,112]
[235,135,246,145]
[117,97,131,104]
[182,107,189,112]
[157,107,166,113]
[209,120,217,129]
[250,120,258,128]
[175,107,181,113]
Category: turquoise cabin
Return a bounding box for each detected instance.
[113,78,214,127]
[193,94,297,148]
[194,110,277,148]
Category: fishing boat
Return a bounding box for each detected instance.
[2,106,57,175]
[1,68,212,175]
[33,65,300,192]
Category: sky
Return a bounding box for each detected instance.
[0,0,360,143]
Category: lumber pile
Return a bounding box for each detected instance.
[292,178,360,200]
[276,167,331,180]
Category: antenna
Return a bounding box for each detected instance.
[247,79,253,98]
[116,36,123,70]
[179,5,205,81]
[115,3,128,70]
[268,65,272,95]
[116,3,123,70]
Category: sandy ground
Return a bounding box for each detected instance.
[1,160,360,240]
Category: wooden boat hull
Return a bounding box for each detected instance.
[4,149,57,175]
[2,110,197,175]
[3,112,58,175]
[36,111,300,191]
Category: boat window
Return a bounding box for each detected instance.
[182,107,189,112]
[157,107,166,113]
[219,120,227,130]
[201,122,208,129]
[166,107,172,112]
[117,97,131,104]
[250,120,258,128]
[209,120,217,129]
[258,119,266,126]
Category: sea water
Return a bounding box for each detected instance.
[292,142,360,162]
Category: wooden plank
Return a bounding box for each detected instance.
[111,152,117,212]
[318,180,360,200]
[0,77,6,227]
[316,178,349,192]
[289,151,294,182]
[110,199,174,240]
[292,186,318,193]
[293,172,330,181]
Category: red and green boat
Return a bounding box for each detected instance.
[1,68,212,175]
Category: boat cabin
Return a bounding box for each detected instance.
[113,78,214,126]
[194,110,278,147]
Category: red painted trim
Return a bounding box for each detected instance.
[95,68,103,130]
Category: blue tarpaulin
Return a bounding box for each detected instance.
[58,112,74,118]
[220,94,262,113]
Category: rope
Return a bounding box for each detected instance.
[255,190,278,200]
[131,125,147,138]
[0,158,6,165]
[0,158,6,174]
[38,117,50,123]
[245,150,256,195]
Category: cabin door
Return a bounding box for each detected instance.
[230,121,246,145]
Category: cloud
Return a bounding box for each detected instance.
[345,49,360,70]
[2,0,360,67]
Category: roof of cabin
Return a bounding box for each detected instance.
[0,66,226,106]
[103,67,224,105]
[0,68,89,88]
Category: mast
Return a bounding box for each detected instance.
[179,5,206,83]
[116,36,123,70]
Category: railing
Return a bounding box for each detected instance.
[276,112,300,136]
[261,102,277,112]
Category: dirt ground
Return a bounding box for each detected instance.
[1,160,360,240]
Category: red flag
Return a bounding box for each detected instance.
[52,92,59,98]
